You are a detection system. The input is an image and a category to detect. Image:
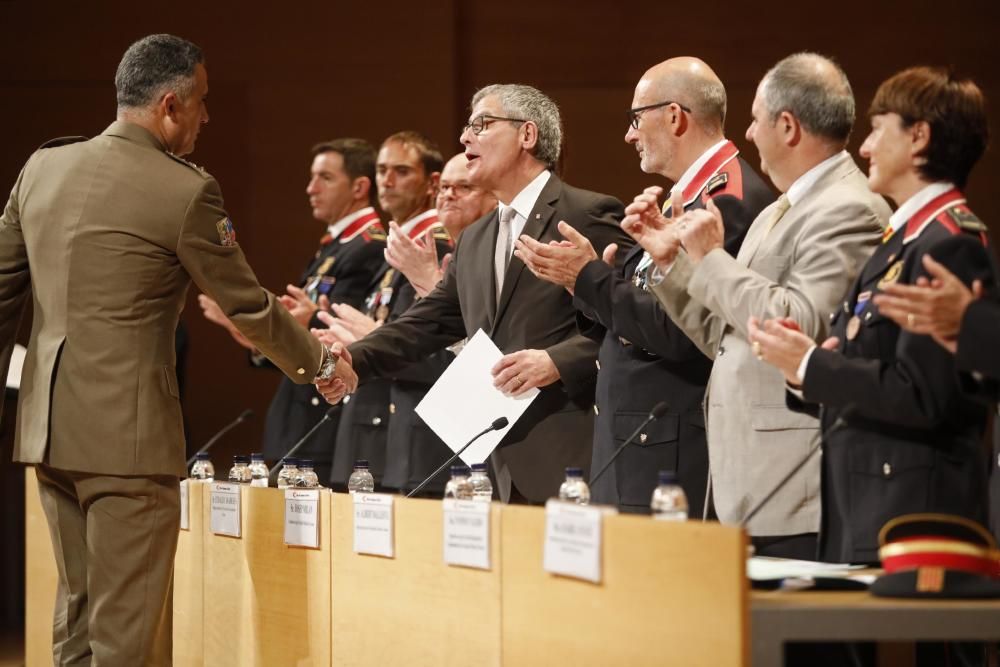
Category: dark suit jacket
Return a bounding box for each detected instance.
[261,219,385,476]
[574,152,772,513]
[800,200,993,563]
[348,174,633,501]
[331,228,454,491]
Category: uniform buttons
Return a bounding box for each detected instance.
[593,405,599,416]
[372,416,382,426]
[389,403,396,415]
[343,395,351,404]
[865,312,872,321]
[996,453,1000,468]
[718,345,725,356]
[297,368,306,375]
[311,397,320,406]
[595,360,600,371]
[639,433,648,444]
[882,462,892,477]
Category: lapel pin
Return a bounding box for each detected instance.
[535,213,540,219]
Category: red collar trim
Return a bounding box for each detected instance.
[339,209,383,243]
[406,210,442,239]
[680,140,740,205]
[902,189,966,244]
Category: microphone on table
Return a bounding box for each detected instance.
[185,408,253,468]
[267,406,339,486]
[589,401,669,487]
[407,416,509,498]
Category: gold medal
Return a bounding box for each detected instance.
[878,260,903,288]
[846,315,861,341]
[375,304,390,322]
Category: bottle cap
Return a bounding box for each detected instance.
[354,459,370,469]
[282,457,299,466]
[565,466,583,478]
[658,470,678,484]
[196,452,211,460]
[299,459,314,468]
[470,463,488,473]
[232,454,250,464]
[450,464,470,476]
[250,453,264,461]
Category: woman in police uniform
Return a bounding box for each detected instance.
[749,66,994,565]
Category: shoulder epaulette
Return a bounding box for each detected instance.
[39,136,87,150]
[165,152,211,179]
[432,227,453,243]
[704,172,729,195]
[362,223,388,243]
[945,204,987,234]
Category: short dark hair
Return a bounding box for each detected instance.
[381,131,444,175]
[762,52,855,145]
[115,34,204,110]
[312,138,378,205]
[869,67,988,189]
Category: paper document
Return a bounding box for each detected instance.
[747,556,865,581]
[5,344,25,390]
[416,329,538,466]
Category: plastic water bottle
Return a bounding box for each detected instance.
[651,470,689,521]
[295,459,320,488]
[276,458,299,490]
[443,465,473,500]
[469,463,493,502]
[558,467,590,505]
[347,460,375,494]
[249,453,270,488]
[189,452,214,482]
[227,455,252,484]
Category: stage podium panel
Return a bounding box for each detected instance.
[203,485,332,667]
[330,493,503,667]
[500,505,748,667]
[174,481,205,667]
[24,468,57,667]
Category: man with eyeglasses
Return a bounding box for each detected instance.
[515,57,772,516]
[323,84,633,503]
[621,53,889,558]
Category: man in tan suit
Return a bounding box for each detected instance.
[0,34,354,665]
[623,53,890,558]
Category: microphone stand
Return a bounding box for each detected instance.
[186,409,253,468]
[267,406,339,486]
[589,403,668,487]
[407,418,507,498]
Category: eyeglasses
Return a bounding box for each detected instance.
[463,114,527,136]
[438,182,475,197]
[627,100,692,130]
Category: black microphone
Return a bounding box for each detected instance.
[589,401,669,487]
[406,416,509,498]
[267,406,339,486]
[185,408,253,468]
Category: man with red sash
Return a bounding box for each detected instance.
[322,132,455,492]
[515,58,772,515]
[199,138,385,481]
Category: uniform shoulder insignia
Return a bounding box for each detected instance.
[363,223,387,242]
[38,136,88,150]
[165,152,210,179]
[432,227,453,243]
[704,172,729,195]
[946,205,987,233]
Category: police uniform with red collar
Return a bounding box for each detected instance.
[573,141,773,513]
[330,210,456,492]
[261,207,386,479]
[798,187,994,563]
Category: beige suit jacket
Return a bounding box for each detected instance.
[651,152,890,535]
[0,121,322,477]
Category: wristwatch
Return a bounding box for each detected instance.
[314,345,340,383]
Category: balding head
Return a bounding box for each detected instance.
[640,57,727,131]
[759,52,855,146]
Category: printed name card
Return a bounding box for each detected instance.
[542,500,607,583]
[210,482,241,537]
[442,499,491,570]
[353,493,394,557]
[284,489,320,548]
[179,479,190,531]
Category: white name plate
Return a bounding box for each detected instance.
[353,493,394,557]
[179,479,190,531]
[443,499,490,570]
[210,482,241,537]
[543,500,609,583]
[284,489,320,548]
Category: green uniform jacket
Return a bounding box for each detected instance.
[0,121,322,477]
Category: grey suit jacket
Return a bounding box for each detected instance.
[650,152,889,535]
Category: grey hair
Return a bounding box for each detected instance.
[115,34,204,110]
[689,77,727,129]
[471,84,562,169]
[761,52,855,144]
